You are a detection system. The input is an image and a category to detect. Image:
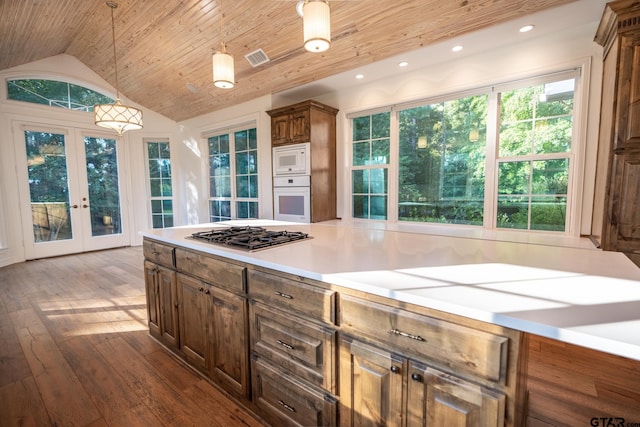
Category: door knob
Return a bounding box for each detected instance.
[82,204,89,208]
[71,204,78,209]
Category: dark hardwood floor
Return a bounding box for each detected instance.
[0,246,264,427]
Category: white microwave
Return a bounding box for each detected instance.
[272,142,310,176]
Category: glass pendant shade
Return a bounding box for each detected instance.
[303,0,331,52]
[94,99,143,136]
[213,49,235,89]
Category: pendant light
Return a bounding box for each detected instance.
[303,0,331,53]
[94,1,143,136]
[213,0,234,89]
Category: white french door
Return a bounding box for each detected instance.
[16,123,130,259]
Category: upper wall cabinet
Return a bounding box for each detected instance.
[267,100,338,147]
[594,0,640,263]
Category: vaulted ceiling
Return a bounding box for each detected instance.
[0,0,580,122]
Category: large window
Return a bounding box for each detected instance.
[496,79,574,231]
[7,79,113,112]
[398,95,487,225]
[146,140,173,228]
[351,112,390,220]
[208,127,258,222]
[350,71,579,234]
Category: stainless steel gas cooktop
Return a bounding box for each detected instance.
[189,226,311,251]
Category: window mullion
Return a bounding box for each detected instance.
[484,91,499,229]
[229,132,237,219]
[388,110,399,222]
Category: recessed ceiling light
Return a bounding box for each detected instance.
[398,61,409,67]
[519,24,535,33]
[355,74,364,79]
[452,45,463,52]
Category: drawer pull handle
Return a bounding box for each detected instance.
[152,251,160,255]
[278,400,296,412]
[276,339,295,351]
[390,328,425,342]
[274,291,293,299]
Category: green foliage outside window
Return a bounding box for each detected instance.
[398,95,487,225]
[497,79,573,231]
[352,76,576,233]
[8,79,113,112]
[208,127,258,221]
[352,112,390,220]
[147,141,173,229]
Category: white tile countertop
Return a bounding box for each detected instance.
[141,220,640,361]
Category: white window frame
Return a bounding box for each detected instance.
[144,138,174,229]
[205,124,259,221]
[347,66,587,236]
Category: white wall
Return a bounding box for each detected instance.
[176,95,274,225]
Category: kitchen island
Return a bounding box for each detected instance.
[141,220,640,426]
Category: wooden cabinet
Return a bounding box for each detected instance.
[338,292,522,427]
[339,336,505,427]
[176,273,208,371]
[267,100,337,147]
[594,1,640,262]
[143,240,179,351]
[251,356,338,427]
[270,107,311,146]
[339,294,508,384]
[143,240,526,426]
[143,242,250,401]
[176,266,249,400]
[267,100,339,223]
[248,268,338,426]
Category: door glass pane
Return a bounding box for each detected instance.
[84,136,121,236]
[24,131,72,242]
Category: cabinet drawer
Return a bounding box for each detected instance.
[250,302,336,393]
[248,269,335,324]
[340,294,508,384]
[175,248,245,293]
[251,356,337,427]
[143,239,175,268]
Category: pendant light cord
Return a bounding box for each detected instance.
[106,1,121,99]
[219,0,225,52]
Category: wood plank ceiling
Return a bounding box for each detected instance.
[0,0,577,122]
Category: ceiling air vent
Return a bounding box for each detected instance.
[245,48,270,67]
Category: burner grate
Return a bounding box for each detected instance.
[189,226,310,251]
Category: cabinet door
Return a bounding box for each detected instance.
[157,265,179,349]
[419,365,505,427]
[339,336,404,427]
[144,261,161,337]
[271,114,292,145]
[209,286,249,399]
[177,274,208,371]
[289,109,310,144]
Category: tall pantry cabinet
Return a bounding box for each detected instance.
[267,100,338,223]
[594,0,640,266]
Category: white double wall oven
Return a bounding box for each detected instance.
[272,142,311,223]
